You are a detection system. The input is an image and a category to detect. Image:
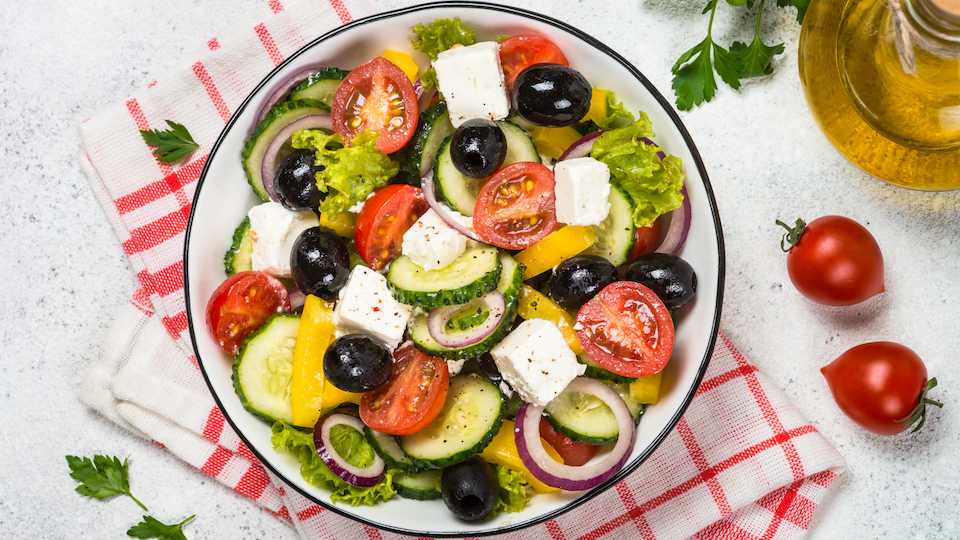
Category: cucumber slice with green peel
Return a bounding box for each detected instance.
[231,313,301,425]
[543,387,621,445]
[399,375,504,470]
[393,469,443,500]
[288,67,349,109]
[363,426,420,473]
[386,245,501,308]
[394,103,455,185]
[576,352,638,385]
[604,380,645,425]
[224,216,253,276]
[446,306,490,331]
[242,99,329,201]
[581,183,636,267]
[435,120,541,216]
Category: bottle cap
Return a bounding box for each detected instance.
[930,0,960,18]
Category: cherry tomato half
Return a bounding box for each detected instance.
[354,184,429,271]
[575,281,674,378]
[205,271,291,355]
[360,342,450,435]
[779,216,884,306]
[473,162,559,250]
[628,218,661,263]
[539,418,597,466]
[821,342,942,435]
[499,35,569,95]
[331,57,419,154]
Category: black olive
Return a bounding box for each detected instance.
[450,119,507,178]
[625,253,697,310]
[549,255,618,311]
[476,353,502,386]
[440,457,499,521]
[290,227,350,301]
[322,334,392,393]
[512,64,591,127]
[274,149,325,211]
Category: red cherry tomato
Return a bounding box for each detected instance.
[205,271,290,355]
[331,57,419,154]
[360,343,450,435]
[628,218,661,263]
[539,418,598,466]
[779,216,884,306]
[575,281,674,378]
[821,342,942,435]
[354,184,429,271]
[499,35,569,95]
[473,162,559,250]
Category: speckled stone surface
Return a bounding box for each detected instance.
[2,1,958,538]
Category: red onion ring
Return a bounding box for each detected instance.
[420,168,483,242]
[260,115,333,201]
[557,131,605,161]
[654,185,691,255]
[426,290,505,348]
[514,377,635,491]
[255,67,320,126]
[288,287,306,311]
[313,412,386,487]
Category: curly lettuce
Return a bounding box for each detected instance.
[411,18,477,92]
[487,464,530,518]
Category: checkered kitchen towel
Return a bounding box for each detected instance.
[77,1,846,538]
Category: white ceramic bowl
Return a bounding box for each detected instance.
[185,2,724,536]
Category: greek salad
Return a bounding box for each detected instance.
[204,18,696,521]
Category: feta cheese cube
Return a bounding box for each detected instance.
[433,42,510,128]
[248,202,319,278]
[553,157,612,226]
[333,266,413,350]
[490,319,586,407]
[401,209,468,271]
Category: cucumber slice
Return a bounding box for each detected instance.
[408,253,523,360]
[576,352,638,385]
[394,469,443,500]
[435,120,541,216]
[232,313,301,425]
[363,426,420,473]
[605,380,644,425]
[242,99,329,201]
[543,386,621,445]
[394,103,455,185]
[288,67,349,109]
[581,183,636,267]
[399,375,504,470]
[224,216,253,276]
[386,245,501,308]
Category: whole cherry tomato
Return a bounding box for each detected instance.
[821,342,942,435]
[777,216,884,306]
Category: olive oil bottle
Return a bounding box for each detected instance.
[799,0,960,190]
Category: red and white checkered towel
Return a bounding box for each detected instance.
[77,1,846,538]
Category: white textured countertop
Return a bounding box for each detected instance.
[2,0,958,538]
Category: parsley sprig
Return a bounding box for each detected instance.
[127,515,196,540]
[139,120,199,163]
[671,0,808,110]
[66,455,148,511]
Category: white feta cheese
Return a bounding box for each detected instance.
[446,359,467,377]
[401,209,468,271]
[333,266,413,350]
[490,319,586,407]
[553,157,612,226]
[248,202,319,278]
[433,42,510,128]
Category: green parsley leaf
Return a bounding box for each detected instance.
[712,42,744,90]
[139,120,199,163]
[66,455,148,511]
[672,36,718,112]
[127,515,195,540]
[731,35,786,79]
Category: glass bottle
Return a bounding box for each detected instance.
[799,0,960,190]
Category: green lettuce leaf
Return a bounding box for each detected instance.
[487,464,529,518]
[594,90,635,129]
[590,114,685,228]
[291,130,398,218]
[411,18,476,60]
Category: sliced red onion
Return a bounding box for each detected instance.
[514,377,635,491]
[557,131,605,161]
[255,67,320,126]
[427,290,505,348]
[413,76,424,98]
[260,115,333,201]
[288,287,306,311]
[654,185,691,255]
[313,412,386,487]
[420,168,483,242]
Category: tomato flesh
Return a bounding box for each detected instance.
[499,35,569,94]
[473,162,559,250]
[205,271,291,355]
[539,418,597,466]
[354,184,429,270]
[576,281,674,378]
[360,343,450,435]
[628,218,661,263]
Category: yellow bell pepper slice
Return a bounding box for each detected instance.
[290,295,362,427]
[583,88,608,126]
[517,285,582,354]
[480,419,564,494]
[530,125,583,160]
[317,210,356,238]
[383,49,419,83]
[514,225,596,280]
[629,371,663,405]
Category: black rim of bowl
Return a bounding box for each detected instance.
[183,1,725,536]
